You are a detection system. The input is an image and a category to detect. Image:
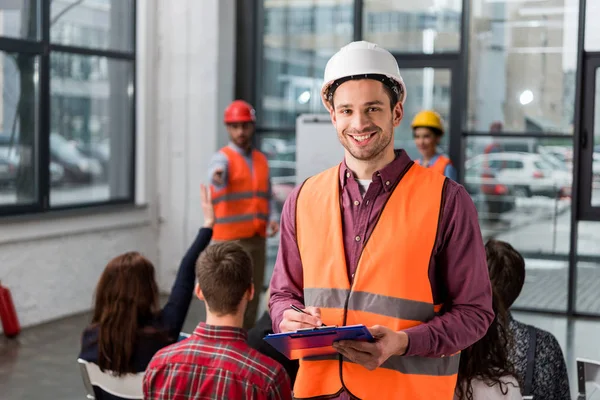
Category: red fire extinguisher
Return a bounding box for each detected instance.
[0,281,21,338]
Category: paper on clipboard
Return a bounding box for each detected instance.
[263,324,374,360]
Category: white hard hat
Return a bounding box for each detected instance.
[321,41,407,110]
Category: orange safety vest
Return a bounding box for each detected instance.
[294,163,458,400]
[211,146,270,241]
[416,154,452,176]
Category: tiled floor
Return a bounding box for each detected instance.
[0,297,598,399]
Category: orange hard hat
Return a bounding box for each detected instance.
[224,100,256,124]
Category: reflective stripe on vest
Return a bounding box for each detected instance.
[211,147,269,241]
[294,162,458,400]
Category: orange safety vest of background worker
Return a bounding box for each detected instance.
[208,100,279,330]
[293,164,459,399]
[210,145,270,241]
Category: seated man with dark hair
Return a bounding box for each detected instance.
[143,242,292,400]
[485,239,570,400]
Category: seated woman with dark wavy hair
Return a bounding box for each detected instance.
[78,185,214,399]
[454,282,522,400]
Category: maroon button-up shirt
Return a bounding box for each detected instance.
[143,323,292,400]
[269,150,493,397]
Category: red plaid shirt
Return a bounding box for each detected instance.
[143,322,292,400]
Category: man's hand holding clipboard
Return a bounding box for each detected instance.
[333,325,409,371]
[270,304,408,370]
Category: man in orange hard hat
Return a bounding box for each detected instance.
[208,100,279,329]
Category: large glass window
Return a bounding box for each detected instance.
[251,0,600,317]
[468,0,578,133]
[363,0,462,53]
[260,0,354,128]
[0,0,135,215]
[0,0,39,40]
[49,54,133,206]
[0,51,39,206]
[50,0,134,52]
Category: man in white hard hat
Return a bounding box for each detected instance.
[269,41,494,399]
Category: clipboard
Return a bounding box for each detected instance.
[263,324,374,360]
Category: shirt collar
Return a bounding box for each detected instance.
[192,322,247,342]
[339,149,412,192]
[228,141,253,156]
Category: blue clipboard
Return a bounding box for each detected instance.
[263,324,374,360]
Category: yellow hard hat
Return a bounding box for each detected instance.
[411,110,444,134]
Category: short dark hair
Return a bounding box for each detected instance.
[329,76,400,111]
[196,242,253,315]
[485,240,526,309]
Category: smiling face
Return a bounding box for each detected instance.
[329,79,403,164]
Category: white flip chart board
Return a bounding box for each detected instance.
[295,114,344,183]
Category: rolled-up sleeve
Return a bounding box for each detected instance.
[403,184,494,357]
[268,185,305,333]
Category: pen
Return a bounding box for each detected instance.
[290,304,324,327]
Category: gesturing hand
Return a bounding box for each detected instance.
[200,184,214,228]
[212,168,224,186]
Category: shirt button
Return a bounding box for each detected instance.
[354,200,360,206]
[346,172,351,178]
[355,236,361,242]
[385,180,390,186]
[366,200,370,205]
[377,172,381,176]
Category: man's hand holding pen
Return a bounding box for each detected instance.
[279,304,323,333]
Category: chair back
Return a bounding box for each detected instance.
[77,358,143,399]
[577,358,600,400]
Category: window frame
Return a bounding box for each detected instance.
[0,0,136,217]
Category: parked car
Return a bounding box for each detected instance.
[50,133,103,184]
[76,138,109,181]
[0,155,17,189]
[0,134,66,187]
[467,152,571,198]
[50,161,65,186]
[464,159,515,221]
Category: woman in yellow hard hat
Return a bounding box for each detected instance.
[411,110,457,180]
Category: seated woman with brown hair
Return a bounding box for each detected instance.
[454,279,522,399]
[485,239,570,400]
[78,185,214,399]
